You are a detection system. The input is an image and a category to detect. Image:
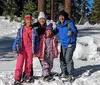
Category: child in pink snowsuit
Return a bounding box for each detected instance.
[12,14,39,84]
[38,23,58,81]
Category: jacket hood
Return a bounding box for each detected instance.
[57,20,71,27]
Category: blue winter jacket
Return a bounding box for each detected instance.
[54,20,78,48]
[12,25,39,54]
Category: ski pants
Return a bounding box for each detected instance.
[14,48,33,81]
[40,56,53,77]
[60,46,75,76]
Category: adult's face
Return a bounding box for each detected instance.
[59,15,65,23]
[38,17,46,26]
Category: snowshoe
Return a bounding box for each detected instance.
[61,75,75,83]
[43,76,54,82]
[26,76,34,83]
[50,72,60,77]
[21,72,34,83]
[20,73,27,83]
[14,81,22,85]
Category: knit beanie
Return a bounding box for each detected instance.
[38,11,46,20]
[24,14,32,21]
[58,10,68,20]
[46,23,53,30]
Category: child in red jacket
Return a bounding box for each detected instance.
[38,23,58,81]
[12,14,39,85]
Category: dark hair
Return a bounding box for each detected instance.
[58,10,69,20]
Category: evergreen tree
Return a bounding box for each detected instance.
[55,0,64,20]
[3,0,17,21]
[91,0,100,24]
[71,0,81,23]
[45,0,51,19]
[0,0,4,15]
[21,0,37,20]
[72,0,90,24]
[14,0,25,17]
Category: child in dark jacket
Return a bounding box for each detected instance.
[12,14,39,85]
[38,23,58,81]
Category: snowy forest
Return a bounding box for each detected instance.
[0,0,100,85]
[0,0,99,24]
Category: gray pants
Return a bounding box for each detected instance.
[60,46,75,75]
[40,56,53,77]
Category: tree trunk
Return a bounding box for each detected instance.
[64,0,72,18]
[50,0,54,20]
[38,0,46,13]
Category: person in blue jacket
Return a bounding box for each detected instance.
[54,10,78,81]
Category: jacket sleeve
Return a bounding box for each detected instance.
[53,37,58,58]
[69,21,78,35]
[53,27,59,35]
[12,35,19,51]
[32,28,39,54]
[34,36,39,54]
[37,36,43,59]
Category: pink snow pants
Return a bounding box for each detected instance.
[14,48,33,81]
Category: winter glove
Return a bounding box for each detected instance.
[49,20,56,28]
[68,30,74,36]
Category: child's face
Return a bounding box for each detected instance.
[25,19,32,25]
[46,30,52,37]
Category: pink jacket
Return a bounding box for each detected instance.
[22,26,32,49]
[38,35,58,60]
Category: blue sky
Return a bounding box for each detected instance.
[88,0,94,12]
[88,0,94,7]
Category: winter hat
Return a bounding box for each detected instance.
[24,14,32,21]
[38,11,46,20]
[46,23,53,30]
[58,10,68,20]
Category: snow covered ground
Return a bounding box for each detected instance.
[0,16,100,85]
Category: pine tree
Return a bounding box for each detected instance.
[0,0,4,15]
[14,0,25,17]
[46,0,50,14]
[21,0,37,20]
[72,0,90,24]
[3,0,17,21]
[91,0,100,24]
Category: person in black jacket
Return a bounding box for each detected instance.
[34,11,47,36]
[30,11,47,78]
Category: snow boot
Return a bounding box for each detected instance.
[43,75,54,82]
[20,73,27,83]
[14,81,22,85]
[26,76,34,83]
[60,73,68,78]
[61,75,75,82]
